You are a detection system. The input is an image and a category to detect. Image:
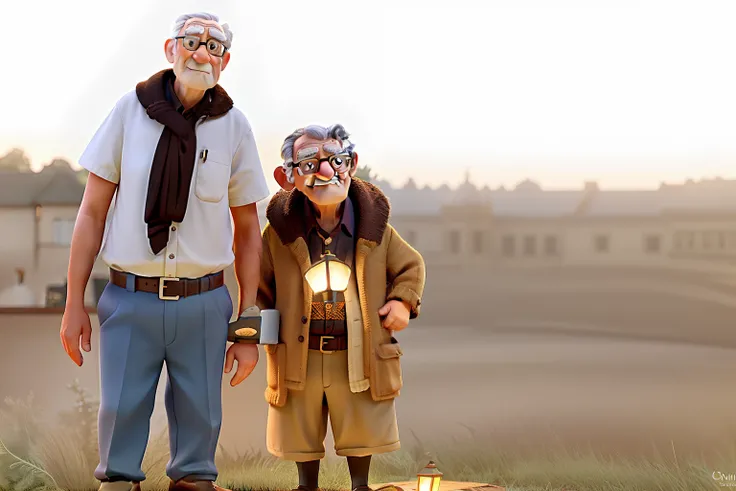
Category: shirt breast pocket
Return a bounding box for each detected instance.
[194,149,231,203]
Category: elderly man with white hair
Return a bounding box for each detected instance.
[60,11,268,491]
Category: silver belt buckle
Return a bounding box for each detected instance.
[159,277,180,300]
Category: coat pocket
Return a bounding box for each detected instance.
[373,340,404,398]
[194,150,230,203]
[264,343,288,407]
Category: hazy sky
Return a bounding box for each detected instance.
[2,0,736,192]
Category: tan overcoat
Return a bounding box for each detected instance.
[256,179,426,405]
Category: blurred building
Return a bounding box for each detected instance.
[1,162,736,306]
[382,174,736,272]
[0,161,108,306]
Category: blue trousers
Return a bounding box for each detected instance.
[93,277,232,482]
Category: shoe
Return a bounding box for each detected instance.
[291,486,320,491]
[99,482,142,491]
[168,479,231,491]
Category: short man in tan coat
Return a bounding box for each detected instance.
[257,124,426,491]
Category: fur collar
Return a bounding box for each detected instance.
[266,178,391,246]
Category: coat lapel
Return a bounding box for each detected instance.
[288,238,313,314]
[354,240,376,300]
[355,238,378,379]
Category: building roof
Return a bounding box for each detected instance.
[489,189,585,217]
[0,166,86,207]
[381,182,584,217]
[585,179,736,216]
[379,177,736,218]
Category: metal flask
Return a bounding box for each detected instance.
[228,308,280,344]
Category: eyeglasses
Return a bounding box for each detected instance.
[292,153,353,176]
[174,35,227,57]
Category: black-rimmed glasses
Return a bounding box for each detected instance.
[292,153,354,176]
[174,35,227,57]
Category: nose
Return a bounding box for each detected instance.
[192,45,211,64]
[315,160,335,180]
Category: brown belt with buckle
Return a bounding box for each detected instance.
[308,334,348,353]
[109,269,225,300]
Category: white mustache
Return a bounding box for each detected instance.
[306,175,340,188]
[186,60,212,74]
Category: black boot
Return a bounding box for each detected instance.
[295,460,321,491]
[348,455,372,491]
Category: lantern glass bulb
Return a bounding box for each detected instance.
[327,259,351,292]
[418,476,433,491]
[304,261,329,294]
[304,254,351,295]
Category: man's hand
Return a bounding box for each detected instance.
[378,300,412,331]
[224,343,259,386]
[60,304,92,367]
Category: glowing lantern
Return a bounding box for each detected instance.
[304,250,351,303]
[417,461,443,491]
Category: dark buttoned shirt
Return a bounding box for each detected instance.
[166,78,201,128]
[305,197,355,336]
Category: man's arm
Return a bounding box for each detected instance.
[225,203,264,385]
[385,225,426,319]
[231,203,263,316]
[61,173,117,366]
[67,174,117,306]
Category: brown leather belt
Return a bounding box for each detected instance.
[109,269,225,300]
[308,334,348,353]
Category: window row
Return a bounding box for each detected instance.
[438,231,663,256]
[501,235,559,257]
[591,234,662,254]
[443,231,560,256]
[673,230,736,251]
[404,228,736,256]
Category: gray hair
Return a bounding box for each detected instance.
[171,12,233,49]
[280,124,352,183]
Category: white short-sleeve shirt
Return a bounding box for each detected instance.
[78,90,270,279]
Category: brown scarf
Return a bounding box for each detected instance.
[135,69,233,254]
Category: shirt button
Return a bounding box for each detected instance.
[171,226,177,231]
[298,335,305,342]
[301,316,307,324]
[169,254,175,259]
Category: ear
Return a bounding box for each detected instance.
[165,38,175,63]
[221,51,231,71]
[274,166,295,191]
[349,151,359,177]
